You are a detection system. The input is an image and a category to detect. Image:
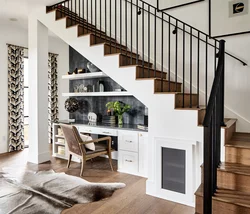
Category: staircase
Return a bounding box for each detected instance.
[33,0,250,213]
[195,131,250,214]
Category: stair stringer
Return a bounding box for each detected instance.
[34,8,208,207]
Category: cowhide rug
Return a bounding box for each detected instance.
[0,168,125,214]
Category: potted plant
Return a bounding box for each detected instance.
[106,101,131,125]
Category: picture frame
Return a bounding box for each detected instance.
[209,0,250,38]
[157,0,204,11]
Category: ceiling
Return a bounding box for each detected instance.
[0,0,61,32]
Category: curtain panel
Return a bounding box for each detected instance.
[8,45,25,152]
[48,53,59,144]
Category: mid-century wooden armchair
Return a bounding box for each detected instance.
[59,124,113,177]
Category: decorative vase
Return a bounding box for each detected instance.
[118,115,123,125]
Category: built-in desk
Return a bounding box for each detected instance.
[52,122,148,177]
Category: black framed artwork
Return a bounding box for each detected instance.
[209,0,250,38]
[157,0,204,11]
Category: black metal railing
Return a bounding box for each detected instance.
[47,0,246,109]
[203,40,225,214]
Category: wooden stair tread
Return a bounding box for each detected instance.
[223,119,237,129]
[195,185,250,208]
[218,162,250,176]
[232,132,250,141]
[226,132,250,148]
[154,92,197,95]
[154,78,182,85]
[175,106,206,111]
[226,140,250,149]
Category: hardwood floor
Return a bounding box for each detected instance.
[0,148,194,214]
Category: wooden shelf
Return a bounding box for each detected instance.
[62,72,107,80]
[62,92,133,97]
[55,135,65,139]
[55,142,65,146]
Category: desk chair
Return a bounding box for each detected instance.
[60,124,113,177]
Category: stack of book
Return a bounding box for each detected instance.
[102,116,116,125]
[137,124,148,131]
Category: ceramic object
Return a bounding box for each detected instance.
[88,112,97,123]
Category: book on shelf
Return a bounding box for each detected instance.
[137,124,148,131]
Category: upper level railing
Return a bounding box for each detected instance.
[47,0,246,109]
[203,40,225,214]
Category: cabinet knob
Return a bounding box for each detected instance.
[139,134,143,137]
[125,140,133,143]
[125,159,133,163]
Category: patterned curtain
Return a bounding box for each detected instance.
[8,45,25,152]
[48,53,59,144]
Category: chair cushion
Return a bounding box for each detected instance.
[80,134,95,151]
[86,144,107,155]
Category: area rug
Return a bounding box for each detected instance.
[0,168,125,214]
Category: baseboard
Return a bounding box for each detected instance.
[29,151,51,164]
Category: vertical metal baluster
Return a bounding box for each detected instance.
[205,36,208,107]
[105,0,107,41]
[136,0,138,64]
[99,0,102,38]
[95,0,97,43]
[71,0,73,25]
[161,13,164,92]
[197,32,200,108]
[120,0,122,52]
[125,0,128,63]
[154,8,156,77]
[148,5,150,78]
[110,0,112,53]
[190,28,193,108]
[82,0,85,33]
[115,0,117,51]
[130,0,133,65]
[79,0,80,22]
[175,21,178,92]
[87,0,88,33]
[142,3,144,73]
[168,16,171,92]
[214,40,217,75]
[91,0,93,29]
[75,0,76,22]
[183,24,185,108]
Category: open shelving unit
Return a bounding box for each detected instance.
[62,72,132,97]
[52,124,80,162]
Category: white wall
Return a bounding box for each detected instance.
[0,23,69,154]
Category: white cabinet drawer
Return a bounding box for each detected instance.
[118,131,138,152]
[77,126,117,136]
[118,150,138,174]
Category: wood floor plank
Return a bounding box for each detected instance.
[0,148,194,214]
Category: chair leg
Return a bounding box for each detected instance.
[108,152,114,171]
[80,159,85,177]
[67,154,72,168]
